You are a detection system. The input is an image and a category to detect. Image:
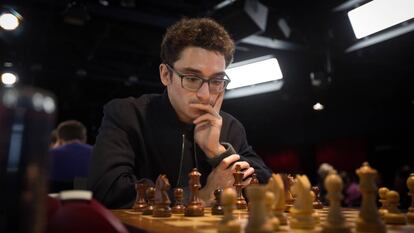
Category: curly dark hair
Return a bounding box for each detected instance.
[160,18,235,68]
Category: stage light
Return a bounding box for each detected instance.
[348,0,414,39]
[224,56,283,99]
[226,56,283,90]
[0,12,20,31]
[313,102,324,111]
[1,72,18,87]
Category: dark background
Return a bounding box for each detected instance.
[2,0,414,188]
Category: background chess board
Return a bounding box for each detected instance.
[112,208,414,233]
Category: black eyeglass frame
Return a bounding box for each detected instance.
[165,64,231,93]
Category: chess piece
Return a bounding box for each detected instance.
[266,173,287,225]
[264,191,280,231]
[133,182,148,212]
[311,186,324,209]
[321,170,351,233]
[383,190,407,224]
[250,173,259,185]
[185,168,204,216]
[212,188,224,215]
[245,185,273,233]
[310,191,321,224]
[233,164,247,209]
[289,175,315,229]
[281,174,295,211]
[355,162,386,233]
[407,173,414,224]
[172,187,185,214]
[153,174,172,217]
[142,186,155,215]
[378,187,389,218]
[217,188,241,233]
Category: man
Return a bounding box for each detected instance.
[89,18,272,208]
[49,120,93,192]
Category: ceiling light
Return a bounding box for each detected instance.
[348,0,414,39]
[224,56,283,99]
[0,12,20,30]
[226,56,283,90]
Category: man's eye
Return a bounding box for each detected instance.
[210,79,225,86]
[184,76,201,82]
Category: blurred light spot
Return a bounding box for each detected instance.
[1,72,18,86]
[0,13,19,30]
[32,93,44,111]
[43,96,56,114]
[313,102,324,111]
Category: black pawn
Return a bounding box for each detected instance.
[212,188,224,215]
[172,187,186,214]
[143,187,155,215]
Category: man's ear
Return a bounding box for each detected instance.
[159,64,170,86]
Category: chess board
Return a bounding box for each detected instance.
[111,207,414,233]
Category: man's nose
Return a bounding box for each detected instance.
[196,82,210,100]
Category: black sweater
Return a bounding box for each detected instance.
[88,93,272,208]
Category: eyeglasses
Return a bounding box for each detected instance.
[165,64,231,94]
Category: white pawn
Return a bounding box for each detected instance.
[245,185,273,233]
[321,170,351,233]
[218,188,241,233]
[383,190,407,225]
[355,162,386,233]
[265,191,280,231]
[378,187,389,219]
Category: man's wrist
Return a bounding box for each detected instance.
[206,144,226,158]
[206,142,236,168]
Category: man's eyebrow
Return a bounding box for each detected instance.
[180,67,226,78]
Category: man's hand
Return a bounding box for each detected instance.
[191,92,226,158]
[198,154,255,205]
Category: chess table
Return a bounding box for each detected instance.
[111,207,414,233]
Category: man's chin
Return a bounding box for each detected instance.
[188,110,202,120]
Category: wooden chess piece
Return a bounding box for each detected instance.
[311,186,324,209]
[265,191,280,231]
[212,188,224,215]
[133,182,148,212]
[289,175,315,230]
[171,187,185,214]
[143,186,155,215]
[310,191,321,225]
[281,174,295,212]
[355,162,386,233]
[184,168,204,216]
[250,173,259,185]
[245,185,273,233]
[233,164,247,209]
[407,173,414,224]
[321,170,351,233]
[383,190,407,224]
[153,174,172,217]
[217,188,241,233]
[266,173,287,225]
[378,187,389,218]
